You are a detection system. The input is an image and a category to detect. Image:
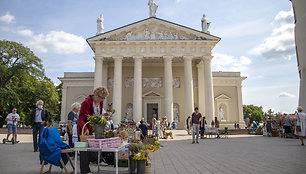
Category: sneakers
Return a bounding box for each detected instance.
[196,141,199,144]
[192,141,195,144]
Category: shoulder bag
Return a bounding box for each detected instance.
[296,113,301,132]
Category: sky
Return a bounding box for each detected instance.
[0,0,299,113]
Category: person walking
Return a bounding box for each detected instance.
[191,107,202,144]
[283,115,292,138]
[5,108,20,143]
[295,106,306,146]
[215,117,220,138]
[77,86,109,174]
[266,117,273,137]
[151,114,157,135]
[200,116,207,139]
[186,116,191,135]
[67,102,81,148]
[29,100,50,152]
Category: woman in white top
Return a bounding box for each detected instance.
[295,106,306,146]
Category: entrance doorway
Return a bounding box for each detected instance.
[147,103,158,122]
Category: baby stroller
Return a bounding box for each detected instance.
[3,117,18,144]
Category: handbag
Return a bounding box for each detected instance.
[296,113,301,132]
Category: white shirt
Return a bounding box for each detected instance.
[93,102,100,115]
[136,122,141,128]
[6,113,20,125]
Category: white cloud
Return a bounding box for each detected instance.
[16,29,87,54]
[0,12,15,24]
[17,29,34,37]
[279,92,295,98]
[212,53,252,73]
[250,9,296,60]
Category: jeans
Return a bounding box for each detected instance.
[32,122,45,151]
[192,124,200,142]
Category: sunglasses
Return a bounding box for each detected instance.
[97,95,105,100]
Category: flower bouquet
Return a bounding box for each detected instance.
[88,115,107,139]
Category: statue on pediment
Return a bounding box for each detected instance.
[148,0,158,17]
[201,14,211,34]
[97,14,104,35]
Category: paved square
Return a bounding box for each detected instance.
[0,131,305,174]
[150,130,306,174]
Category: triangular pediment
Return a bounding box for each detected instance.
[215,94,231,100]
[87,17,220,44]
[143,90,162,97]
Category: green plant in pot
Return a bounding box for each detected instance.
[128,142,147,174]
[88,115,108,139]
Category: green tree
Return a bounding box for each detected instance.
[243,105,264,123]
[0,40,44,88]
[0,40,60,127]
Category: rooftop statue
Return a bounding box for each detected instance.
[148,0,158,17]
[201,14,211,34]
[97,14,104,35]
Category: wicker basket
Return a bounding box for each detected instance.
[80,121,94,142]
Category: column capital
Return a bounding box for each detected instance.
[196,60,204,68]
[203,55,213,61]
[93,56,104,61]
[113,56,123,60]
[183,55,194,60]
[163,55,173,61]
[133,56,143,60]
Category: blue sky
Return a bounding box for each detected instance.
[0,0,299,113]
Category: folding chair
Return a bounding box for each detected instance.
[40,148,75,174]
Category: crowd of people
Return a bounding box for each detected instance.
[2,85,306,173]
[247,106,306,146]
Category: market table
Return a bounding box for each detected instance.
[74,143,129,174]
[205,128,219,138]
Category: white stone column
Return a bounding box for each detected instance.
[60,85,68,123]
[299,68,306,110]
[102,63,108,110]
[112,57,123,125]
[197,61,205,115]
[203,57,215,124]
[183,56,194,117]
[133,56,143,122]
[94,57,103,89]
[163,56,174,123]
[237,83,244,123]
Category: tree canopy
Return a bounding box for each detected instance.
[0,40,61,127]
[243,105,265,123]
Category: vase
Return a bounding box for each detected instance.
[136,159,146,174]
[94,124,105,139]
[129,155,136,174]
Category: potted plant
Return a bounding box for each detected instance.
[128,142,147,174]
[88,115,107,139]
[133,149,149,174]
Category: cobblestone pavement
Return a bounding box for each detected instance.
[0,130,306,174]
[149,130,306,174]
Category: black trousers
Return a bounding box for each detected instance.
[68,132,74,148]
[200,127,205,137]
